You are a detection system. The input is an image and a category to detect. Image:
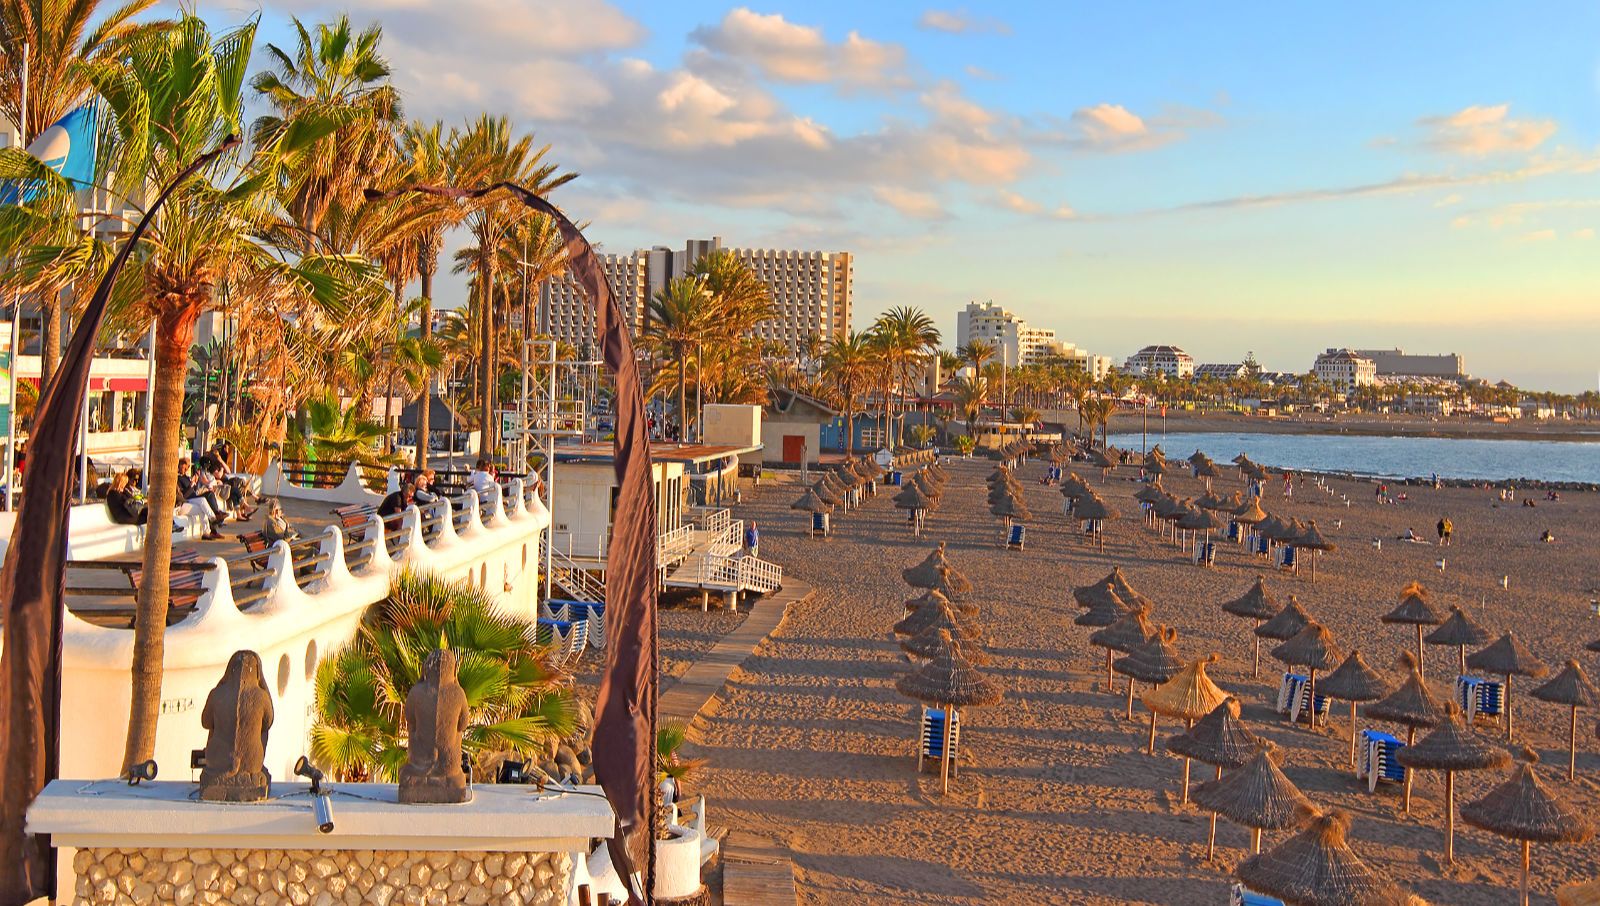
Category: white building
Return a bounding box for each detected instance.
[1123,345,1196,379]
[1353,348,1465,379]
[539,237,853,356]
[1195,363,1247,381]
[1313,348,1377,395]
[955,301,1102,369]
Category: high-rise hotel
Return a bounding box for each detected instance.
[539,237,853,357]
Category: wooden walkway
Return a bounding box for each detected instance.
[721,833,799,906]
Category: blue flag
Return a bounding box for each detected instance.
[1,104,97,204]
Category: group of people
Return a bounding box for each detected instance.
[377,459,539,529]
[105,442,261,541]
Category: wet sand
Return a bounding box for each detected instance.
[693,456,1600,904]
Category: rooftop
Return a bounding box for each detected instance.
[553,441,762,466]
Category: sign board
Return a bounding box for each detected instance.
[499,409,523,440]
[873,447,893,468]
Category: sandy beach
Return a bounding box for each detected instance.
[690,455,1600,904]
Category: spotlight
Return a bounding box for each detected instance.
[497,760,527,785]
[294,757,334,834]
[461,751,472,783]
[127,760,158,786]
[190,750,207,770]
[293,756,324,793]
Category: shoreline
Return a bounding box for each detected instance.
[1104,410,1600,444]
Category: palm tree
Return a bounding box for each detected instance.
[690,249,773,440]
[398,121,461,467]
[952,374,987,439]
[871,306,940,447]
[311,570,578,782]
[448,114,574,458]
[0,0,163,385]
[820,330,873,455]
[645,277,711,440]
[77,13,349,772]
[957,339,995,375]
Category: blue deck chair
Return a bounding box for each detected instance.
[811,511,830,536]
[1275,673,1329,724]
[1226,521,1242,542]
[1007,524,1026,549]
[1456,675,1505,722]
[1279,546,1297,569]
[1231,884,1285,906]
[1358,729,1407,792]
[1254,534,1270,555]
[918,706,961,774]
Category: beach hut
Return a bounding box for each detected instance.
[1191,741,1313,856]
[1115,626,1183,721]
[1074,493,1116,552]
[1531,660,1599,780]
[1319,650,1394,768]
[1362,652,1445,814]
[1462,748,1594,906]
[1270,623,1343,729]
[1380,582,1443,680]
[1292,520,1336,581]
[1466,632,1549,741]
[1168,697,1262,859]
[1396,703,1511,865]
[790,487,835,537]
[901,542,972,596]
[1143,653,1230,800]
[896,630,1003,793]
[1234,810,1408,906]
[1222,576,1282,678]
[894,592,978,638]
[894,482,935,535]
[1090,606,1158,696]
[1425,604,1491,675]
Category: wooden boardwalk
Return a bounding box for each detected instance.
[721,833,799,906]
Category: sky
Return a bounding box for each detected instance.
[226,1,1600,391]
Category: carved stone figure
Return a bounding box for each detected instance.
[399,648,472,803]
[199,650,275,802]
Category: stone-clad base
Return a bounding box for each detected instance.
[72,846,571,906]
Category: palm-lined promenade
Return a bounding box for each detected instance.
[702,453,1600,904]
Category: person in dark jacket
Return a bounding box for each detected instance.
[378,481,416,532]
[105,472,148,526]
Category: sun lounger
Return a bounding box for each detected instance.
[1192,540,1217,567]
[811,512,830,537]
[1358,729,1407,791]
[1456,675,1504,722]
[1007,524,1026,549]
[1276,672,1329,724]
[1231,884,1285,906]
[918,706,960,774]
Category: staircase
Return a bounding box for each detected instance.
[664,509,783,596]
[541,538,607,603]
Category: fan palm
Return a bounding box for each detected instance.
[872,306,940,446]
[645,276,712,440]
[821,330,874,455]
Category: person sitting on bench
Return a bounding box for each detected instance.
[378,481,416,532]
[177,459,225,540]
[105,472,148,526]
[260,498,299,545]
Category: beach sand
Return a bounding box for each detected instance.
[691,456,1600,904]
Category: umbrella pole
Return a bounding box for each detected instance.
[1146,710,1158,755]
[1404,726,1416,814]
[1458,644,1466,675]
[1505,674,1513,741]
[1250,827,1261,855]
[1252,624,1262,679]
[1181,756,1190,805]
[1520,840,1530,906]
[1570,705,1578,780]
[1416,624,1425,680]
[1444,771,1455,865]
[1125,677,1135,721]
[1206,765,1222,859]
[940,704,953,795]
[1105,647,1114,689]
[1348,701,1358,768]
[1307,669,1318,729]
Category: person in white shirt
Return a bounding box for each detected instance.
[469,459,498,500]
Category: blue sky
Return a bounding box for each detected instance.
[240,1,1600,391]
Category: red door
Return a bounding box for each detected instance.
[782,434,805,463]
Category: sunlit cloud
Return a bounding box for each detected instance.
[689,8,911,91]
[1418,104,1557,156]
[874,185,946,219]
[918,8,1010,35]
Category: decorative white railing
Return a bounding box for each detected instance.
[658,523,695,564]
[541,537,607,603]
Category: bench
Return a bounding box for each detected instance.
[127,549,207,608]
[331,503,379,539]
[237,530,273,570]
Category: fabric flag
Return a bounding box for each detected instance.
[0,104,98,205]
[0,136,237,906]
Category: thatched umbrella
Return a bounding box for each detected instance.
[1426,604,1492,675]
[1115,626,1183,721]
[1073,577,1126,612]
[990,491,1031,525]
[1090,606,1157,695]
[1381,582,1443,679]
[1293,520,1335,580]
[1319,650,1394,767]
[1195,458,1222,490]
[1467,632,1549,741]
[901,542,971,595]
[1463,748,1594,906]
[1232,497,1267,544]
[904,586,978,619]
[1223,576,1282,678]
[1133,480,1165,505]
[1103,565,1154,611]
[1397,703,1511,865]
[811,479,842,507]
[1362,651,1444,813]
[1235,810,1407,905]
[1255,595,1313,643]
[895,630,1003,793]
[1061,473,1093,501]
[902,622,989,664]
[1169,698,1262,859]
[1271,623,1343,728]
[1192,741,1313,855]
[1143,653,1229,800]
[894,483,935,535]
[1090,447,1117,479]
[791,487,834,513]
[894,592,979,638]
[1532,659,1599,779]
[1194,490,1229,512]
[1557,877,1600,906]
[1074,493,1116,552]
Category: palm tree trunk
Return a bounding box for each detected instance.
[478,245,497,459]
[677,354,688,442]
[414,264,433,469]
[122,313,190,773]
[39,293,61,390]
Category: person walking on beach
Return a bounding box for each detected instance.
[1283,473,1294,500]
[1436,516,1452,546]
[744,519,760,559]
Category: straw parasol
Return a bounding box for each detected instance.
[1133,482,1166,504]
[1073,577,1126,612]
[1318,650,1394,767]
[1168,698,1262,859]
[895,630,1003,793]
[1462,748,1594,906]
[901,622,989,664]
[1074,493,1116,551]
[895,483,935,535]
[1381,582,1444,679]
[1271,623,1343,728]
[894,592,979,638]
[1466,632,1549,741]
[1103,566,1154,611]
[1397,703,1511,865]
[1192,741,1313,856]
[1293,520,1336,580]
[1233,496,1267,530]
[1558,878,1600,906]
[1362,651,1445,813]
[1424,604,1491,675]
[1115,626,1184,721]
[1235,810,1407,905]
[1090,606,1157,694]
[901,542,972,595]
[1143,653,1229,801]
[904,586,978,619]
[990,491,1031,523]
[1532,659,1599,779]
[791,487,834,515]
[811,479,842,507]
[1195,490,1228,511]
[1177,506,1220,539]
[1223,576,1282,678]
[1255,595,1313,642]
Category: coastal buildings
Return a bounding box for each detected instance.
[1354,347,1466,379]
[540,237,853,356]
[1123,344,1196,378]
[1313,348,1378,395]
[1195,362,1248,381]
[954,301,1109,374]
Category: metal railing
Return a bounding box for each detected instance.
[658,524,695,564]
[541,537,607,603]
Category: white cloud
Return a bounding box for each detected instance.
[1433,193,1464,208]
[918,9,1010,35]
[1419,104,1557,156]
[921,81,995,129]
[689,8,910,90]
[996,190,1076,220]
[1517,228,1558,243]
[873,186,945,219]
[1575,228,1596,240]
[964,64,998,81]
[1049,102,1206,153]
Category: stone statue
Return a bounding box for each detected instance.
[199,650,275,802]
[399,648,471,803]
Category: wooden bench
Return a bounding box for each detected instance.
[237,530,272,570]
[330,503,379,538]
[125,549,207,609]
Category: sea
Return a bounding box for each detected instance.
[1106,431,1600,484]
